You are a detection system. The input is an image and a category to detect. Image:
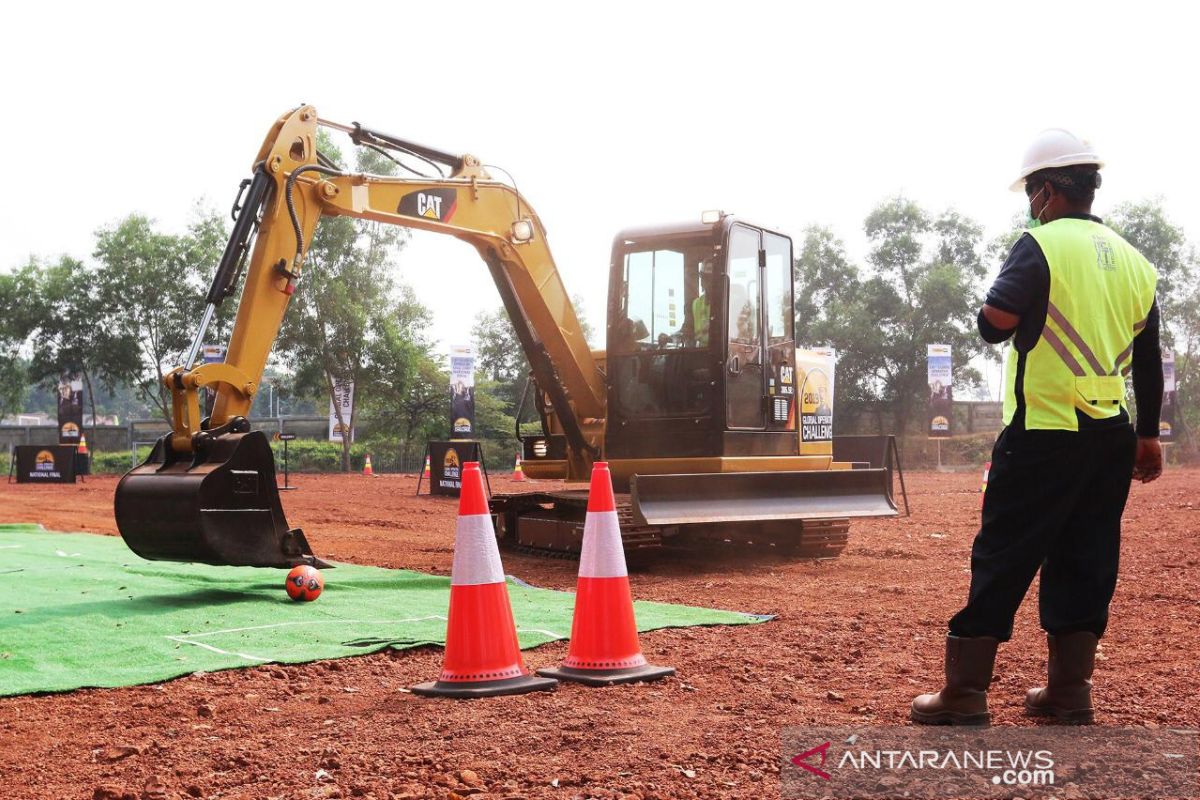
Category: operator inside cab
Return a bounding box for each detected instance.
[610,237,718,420]
[688,260,716,348]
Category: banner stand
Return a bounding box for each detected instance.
[417,441,490,498]
[276,432,297,491]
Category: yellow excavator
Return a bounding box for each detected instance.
[114,105,897,568]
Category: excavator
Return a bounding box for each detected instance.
[114,105,897,568]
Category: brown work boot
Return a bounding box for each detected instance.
[1025,632,1097,723]
[911,635,998,726]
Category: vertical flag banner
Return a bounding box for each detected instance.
[449,345,476,438]
[328,378,355,443]
[56,374,84,444]
[927,344,953,438]
[795,348,836,455]
[1160,348,1176,442]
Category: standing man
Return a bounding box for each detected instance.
[912,129,1164,725]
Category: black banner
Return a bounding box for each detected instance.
[428,440,483,497]
[57,375,84,445]
[14,445,77,484]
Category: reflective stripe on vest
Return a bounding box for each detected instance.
[1003,218,1157,431]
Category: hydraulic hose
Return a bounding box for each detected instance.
[285,164,346,273]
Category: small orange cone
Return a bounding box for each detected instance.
[363,454,375,477]
[412,462,557,698]
[423,454,431,478]
[77,435,89,455]
[538,462,675,686]
[512,453,526,482]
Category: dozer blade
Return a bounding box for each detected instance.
[114,430,329,568]
[629,468,898,526]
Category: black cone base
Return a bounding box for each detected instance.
[537,663,675,686]
[411,673,558,698]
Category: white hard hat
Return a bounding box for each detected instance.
[1010,128,1104,192]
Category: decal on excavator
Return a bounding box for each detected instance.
[398,188,458,222]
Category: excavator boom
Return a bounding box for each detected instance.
[116,105,604,567]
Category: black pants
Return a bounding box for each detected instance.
[948,424,1137,641]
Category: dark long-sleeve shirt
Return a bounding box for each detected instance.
[979,214,1163,437]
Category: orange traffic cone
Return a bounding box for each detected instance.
[538,462,675,686]
[512,453,526,482]
[423,454,431,478]
[412,461,557,698]
[363,454,375,477]
[77,435,89,455]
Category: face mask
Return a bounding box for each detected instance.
[1026,187,1047,229]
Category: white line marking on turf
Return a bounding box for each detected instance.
[166,636,272,663]
[174,616,447,639]
[54,550,82,557]
[516,627,567,640]
[165,616,449,664]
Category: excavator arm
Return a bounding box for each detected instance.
[115,105,605,567]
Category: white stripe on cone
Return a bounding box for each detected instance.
[578,509,627,579]
[450,514,506,586]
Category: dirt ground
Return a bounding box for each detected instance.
[0,467,1197,800]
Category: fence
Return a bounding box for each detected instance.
[837,401,1005,437]
[1,417,430,474]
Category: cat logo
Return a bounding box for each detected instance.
[35,450,57,471]
[1160,420,1173,437]
[61,422,80,438]
[453,417,472,433]
[398,188,458,223]
[931,415,950,432]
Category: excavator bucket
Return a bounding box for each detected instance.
[629,468,898,526]
[115,430,329,568]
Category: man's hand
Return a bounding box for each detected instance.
[1132,437,1163,483]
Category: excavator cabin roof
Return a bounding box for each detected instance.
[612,215,789,248]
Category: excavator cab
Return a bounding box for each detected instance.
[606,215,800,461]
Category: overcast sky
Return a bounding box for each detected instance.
[2,1,1195,390]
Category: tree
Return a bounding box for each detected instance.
[1109,200,1200,455]
[471,293,593,430]
[93,210,228,423]
[26,256,140,438]
[794,200,988,434]
[793,226,878,413]
[356,285,444,462]
[278,134,419,471]
[0,265,41,419]
[860,199,988,433]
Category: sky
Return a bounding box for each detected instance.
[1,1,1196,397]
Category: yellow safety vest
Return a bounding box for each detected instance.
[693,294,710,346]
[1003,218,1157,431]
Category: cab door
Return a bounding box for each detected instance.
[762,231,797,433]
[725,226,765,429]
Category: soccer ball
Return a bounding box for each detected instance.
[285,565,324,602]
